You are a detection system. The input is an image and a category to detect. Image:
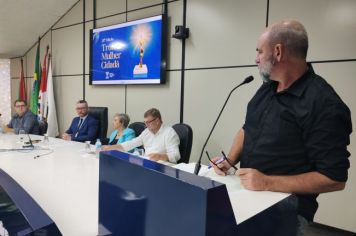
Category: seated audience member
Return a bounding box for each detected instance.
[108,113,135,145]
[62,100,98,143]
[5,99,39,135]
[102,108,180,163]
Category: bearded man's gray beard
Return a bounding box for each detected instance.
[259,57,274,83]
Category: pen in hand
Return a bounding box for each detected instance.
[221,151,238,171]
[206,151,224,170]
[208,157,225,169]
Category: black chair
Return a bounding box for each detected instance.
[128,122,146,137]
[172,123,193,164]
[38,120,48,136]
[88,107,108,142]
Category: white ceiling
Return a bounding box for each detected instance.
[0,0,79,59]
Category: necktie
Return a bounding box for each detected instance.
[75,118,83,138]
[78,118,84,129]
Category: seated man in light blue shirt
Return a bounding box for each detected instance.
[102,108,180,163]
[5,99,39,135]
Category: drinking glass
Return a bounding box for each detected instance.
[43,134,49,144]
[18,129,26,144]
[85,141,91,153]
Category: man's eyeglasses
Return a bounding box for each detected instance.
[15,105,26,108]
[76,107,87,111]
[144,117,157,126]
[206,150,238,172]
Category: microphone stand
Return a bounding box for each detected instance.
[23,133,34,148]
[194,76,254,175]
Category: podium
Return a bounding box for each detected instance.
[98,150,237,236]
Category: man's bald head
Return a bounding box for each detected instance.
[265,20,309,59]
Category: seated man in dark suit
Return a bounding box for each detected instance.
[62,100,98,143]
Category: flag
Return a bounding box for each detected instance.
[30,39,41,114]
[19,58,27,101]
[38,46,49,120]
[46,58,59,137]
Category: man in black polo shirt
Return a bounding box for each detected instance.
[212,20,352,235]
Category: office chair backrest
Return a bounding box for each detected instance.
[172,123,193,164]
[38,120,48,136]
[128,122,146,137]
[88,106,108,140]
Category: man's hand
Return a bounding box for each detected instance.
[211,156,230,176]
[148,153,168,162]
[62,133,71,141]
[238,169,346,194]
[3,126,14,133]
[101,144,123,151]
[101,145,111,151]
[237,168,270,191]
[101,145,116,151]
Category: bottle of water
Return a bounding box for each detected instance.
[95,139,102,157]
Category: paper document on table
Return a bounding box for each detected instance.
[173,163,289,224]
[173,162,194,172]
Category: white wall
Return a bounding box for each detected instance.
[10,0,356,232]
[0,59,11,124]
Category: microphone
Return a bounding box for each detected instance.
[194,75,254,175]
[23,133,34,149]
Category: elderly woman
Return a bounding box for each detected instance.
[108,113,135,145]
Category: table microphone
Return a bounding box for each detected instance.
[194,75,254,175]
[23,133,34,149]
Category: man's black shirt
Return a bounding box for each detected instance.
[240,66,352,221]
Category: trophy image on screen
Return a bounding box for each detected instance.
[132,25,152,78]
[133,37,148,77]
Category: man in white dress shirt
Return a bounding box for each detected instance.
[102,108,181,163]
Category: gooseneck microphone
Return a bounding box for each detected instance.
[23,133,34,149]
[194,75,254,175]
